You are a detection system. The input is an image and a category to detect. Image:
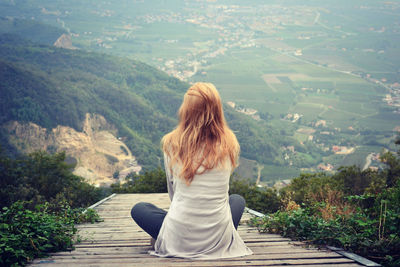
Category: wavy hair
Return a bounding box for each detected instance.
[161,82,239,185]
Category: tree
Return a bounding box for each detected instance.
[0,149,103,209]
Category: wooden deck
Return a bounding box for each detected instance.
[31,193,367,267]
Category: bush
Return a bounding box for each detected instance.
[0,201,102,267]
[0,150,104,210]
[279,172,337,206]
[251,196,400,267]
[0,149,105,266]
[0,201,76,266]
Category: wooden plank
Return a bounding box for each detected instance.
[31,257,357,266]
[49,245,323,254]
[327,246,381,266]
[73,240,303,247]
[42,251,344,260]
[29,193,362,267]
[75,238,294,244]
[32,263,362,267]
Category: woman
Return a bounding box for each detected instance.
[131,82,253,259]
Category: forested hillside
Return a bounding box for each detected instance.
[0,16,65,46]
[0,34,182,169]
[0,33,291,174]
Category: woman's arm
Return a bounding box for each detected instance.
[164,153,174,201]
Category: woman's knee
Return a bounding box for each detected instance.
[229,194,246,207]
[131,202,148,221]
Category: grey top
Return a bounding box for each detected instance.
[149,154,253,259]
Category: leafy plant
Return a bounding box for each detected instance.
[0,149,104,266]
[0,200,103,267]
[0,201,76,266]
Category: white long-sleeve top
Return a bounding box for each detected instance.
[149,154,253,259]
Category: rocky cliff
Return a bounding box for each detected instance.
[3,113,141,186]
[53,34,77,50]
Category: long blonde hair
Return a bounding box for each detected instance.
[161,82,239,185]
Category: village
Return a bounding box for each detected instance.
[126,4,317,81]
[225,99,383,181]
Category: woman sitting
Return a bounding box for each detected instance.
[131,82,253,259]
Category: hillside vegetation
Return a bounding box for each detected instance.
[0,33,184,170]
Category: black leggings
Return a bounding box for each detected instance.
[131,194,246,240]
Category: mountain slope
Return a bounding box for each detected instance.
[0,34,186,169]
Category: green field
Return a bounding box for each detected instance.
[200,47,395,133]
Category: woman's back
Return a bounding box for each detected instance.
[172,161,230,205]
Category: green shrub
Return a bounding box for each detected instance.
[0,201,76,266]
[0,149,104,266]
[0,201,102,267]
[251,179,400,267]
[279,172,337,206]
[0,150,104,210]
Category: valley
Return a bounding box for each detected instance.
[0,0,399,183]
